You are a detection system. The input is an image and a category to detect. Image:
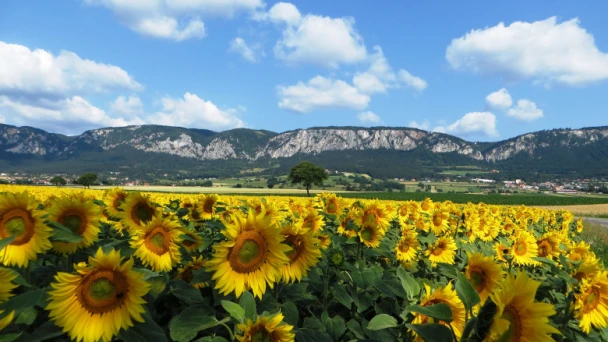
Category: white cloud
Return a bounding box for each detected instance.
[83,0,263,41]
[507,99,543,121]
[446,17,608,86]
[353,46,427,94]
[434,112,498,137]
[267,2,301,26]
[148,92,245,130]
[409,120,430,131]
[398,70,428,91]
[277,76,370,112]
[0,95,143,135]
[486,88,513,111]
[273,13,367,68]
[229,37,258,62]
[357,111,383,125]
[110,95,144,116]
[0,41,142,98]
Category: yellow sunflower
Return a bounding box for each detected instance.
[574,270,608,333]
[179,228,203,253]
[297,209,325,233]
[495,242,512,264]
[425,236,457,267]
[103,187,128,219]
[0,192,52,267]
[176,255,207,289]
[337,214,357,238]
[411,283,466,341]
[250,198,285,227]
[354,200,390,232]
[206,210,290,299]
[236,313,295,342]
[48,195,103,255]
[130,216,183,272]
[317,233,332,249]
[279,225,322,283]
[510,231,539,266]
[536,232,561,259]
[358,224,384,248]
[429,208,450,236]
[317,193,345,216]
[464,253,504,302]
[118,192,157,233]
[485,272,559,342]
[199,194,220,220]
[46,248,150,342]
[0,267,18,302]
[395,229,420,263]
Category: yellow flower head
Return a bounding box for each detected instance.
[206,210,290,299]
[395,229,420,263]
[46,248,150,342]
[130,216,183,272]
[412,283,466,341]
[279,224,322,283]
[575,270,608,333]
[48,194,103,255]
[103,187,128,219]
[425,236,457,267]
[236,313,295,342]
[0,192,52,267]
[464,252,505,302]
[118,192,157,233]
[176,255,208,289]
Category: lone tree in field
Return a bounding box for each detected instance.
[50,176,67,186]
[288,161,328,197]
[76,172,97,189]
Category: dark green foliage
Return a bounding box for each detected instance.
[50,176,66,186]
[75,172,97,188]
[288,161,328,196]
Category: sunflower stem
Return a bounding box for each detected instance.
[220,322,235,341]
[322,259,330,311]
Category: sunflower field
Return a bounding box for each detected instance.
[0,184,606,342]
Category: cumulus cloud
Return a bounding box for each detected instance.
[229,37,258,62]
[148,92,245,130]
[353,46,427,94]
[409,120,430,131]
[398,70,428,91]
[277,76,370,113]
[446,17,608,86]
[266,2,301,26]
[110,95,144,116]
[486,88,513,111]
[272,12,367,68]
[0,95,143,135]
[357,111,383,125]
[434,112,498,137]
[83,0,263,41]
[507,99,543,121]
[0,41,142,98]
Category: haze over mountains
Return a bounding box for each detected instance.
[1,123,607,180]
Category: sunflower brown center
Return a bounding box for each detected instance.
[399,240,411,252]
[78,269,127,314]
[468,266,487,291]
[499,304,522,342]
[326,202,337,214]
[432,215,442,227]
[537,240,552,257]
[284,235,304,262]
[203,200,214,213]
[132,202,154,225]
[113,195,126,211]
[144,228,169,255]
[1,208,35,246]
[302,218,313,229]
[364,213,377,226]
[229,230,268,273]
[361,227,374,242]
[60,213,85,234]
[252,328,272,342]
[432,241,447,256]
[583,288,600,313]
[514,241,527,256]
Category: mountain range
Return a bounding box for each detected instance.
[1,123,607,181]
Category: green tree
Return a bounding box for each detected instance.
[288,161,328,197]
[76,172,97,189]
[50,176,67,186]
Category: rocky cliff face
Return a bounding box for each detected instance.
[1,123,607,164]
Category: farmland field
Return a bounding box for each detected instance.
[0,184,606,341]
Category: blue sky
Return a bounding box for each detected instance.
[1,1,607,141]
